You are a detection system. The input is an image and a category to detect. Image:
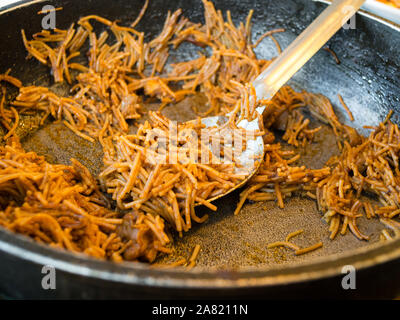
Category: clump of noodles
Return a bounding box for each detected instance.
[99,109,262,235]
[0,137,170,262]
[315,116,400,240]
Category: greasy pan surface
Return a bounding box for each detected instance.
[0,0,400,298]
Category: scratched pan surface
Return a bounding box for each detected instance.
[0,0,400,299]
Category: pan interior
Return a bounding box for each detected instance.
[19,105,386,270]
[1,0,400,271]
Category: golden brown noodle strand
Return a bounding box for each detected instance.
[131,0,149,28]
[323,47,340,64]
[189,244,201,262]
[0,74,22,88]
[37,7,63,14]
[285,229,304,242]
[337,94,354,121]
[3,107,19,140]
[295,242,323,255]
[267,241,300,251]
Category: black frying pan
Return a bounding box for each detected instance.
[0,0,400,299]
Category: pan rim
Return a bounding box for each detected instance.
[1,221,400,289]
[0,0,399,290]
[315,0,400,32]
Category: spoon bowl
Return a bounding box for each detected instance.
[193,0,366,205]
